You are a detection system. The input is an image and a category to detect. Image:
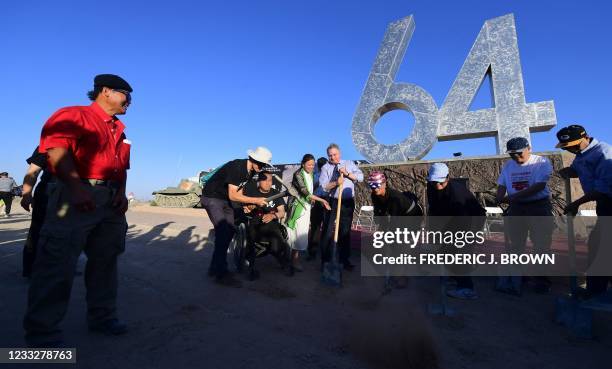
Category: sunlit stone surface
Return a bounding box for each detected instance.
[351,14,556,163]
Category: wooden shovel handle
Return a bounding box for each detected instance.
[333,174,344,243]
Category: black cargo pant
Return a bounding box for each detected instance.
[0,191,14,214]
[308,201,326,257]
[246,219,290,268]
[23,182,49,277]
[503,198,554,288]
[201,197,235,276]
[24,181,127,345]
[505,198,554,253]
[586,196,612,297]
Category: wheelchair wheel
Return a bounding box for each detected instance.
[229,222,248,272]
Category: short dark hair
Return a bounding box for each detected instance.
[316,157,328,170]
[301,153,315,166]
[87,85,104,101]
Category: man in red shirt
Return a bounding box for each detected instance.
[24,74,133,347]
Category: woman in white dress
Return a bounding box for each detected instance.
[286,154,330,271]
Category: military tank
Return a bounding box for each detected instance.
[152,170,210,208]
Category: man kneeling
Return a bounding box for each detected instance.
[243,172,293,280]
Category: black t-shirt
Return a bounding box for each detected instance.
[202,159,253,200]
[372,188,421,216]
[26,146,52,195]
[427,180,486,232]
[244,185,285,214]
[427,180,485,217]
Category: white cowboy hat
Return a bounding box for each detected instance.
[247,146,272,165]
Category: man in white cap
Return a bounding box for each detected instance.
[318,143,364,271]
[200,147,271,286]
[427,163,485,300]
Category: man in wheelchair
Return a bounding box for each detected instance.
[241,171,294,280]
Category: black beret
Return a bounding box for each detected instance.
[94,74,133,92]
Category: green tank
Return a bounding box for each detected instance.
[152,171,210,208]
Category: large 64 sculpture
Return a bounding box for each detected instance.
[351,14,557,163]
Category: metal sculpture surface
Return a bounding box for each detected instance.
[352,14,556,162]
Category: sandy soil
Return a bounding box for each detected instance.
[0,202,610,369]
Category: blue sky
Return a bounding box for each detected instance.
[1,0,610,198]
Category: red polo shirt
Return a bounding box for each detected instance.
[39,102,131,182]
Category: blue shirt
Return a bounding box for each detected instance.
[318,159,364,199]
[570,138,612,198]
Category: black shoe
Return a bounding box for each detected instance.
[215,273,243,288]
[343,262,355,271]
[89,319,128,336]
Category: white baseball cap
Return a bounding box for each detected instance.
[427,162,449,182]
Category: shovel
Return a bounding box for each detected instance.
[321,174,343,287]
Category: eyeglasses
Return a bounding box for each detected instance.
[508,151,525,157]
[368,182,382,190]
[112,89,132,104]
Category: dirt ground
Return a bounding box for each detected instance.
[1,202,610,369]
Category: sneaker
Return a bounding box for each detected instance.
[447,288,479,300]
[89,319,128,336]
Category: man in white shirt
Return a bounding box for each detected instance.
[318,143,364,270]
[496,137,554,295]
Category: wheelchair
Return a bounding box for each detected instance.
[228,209,293,280]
